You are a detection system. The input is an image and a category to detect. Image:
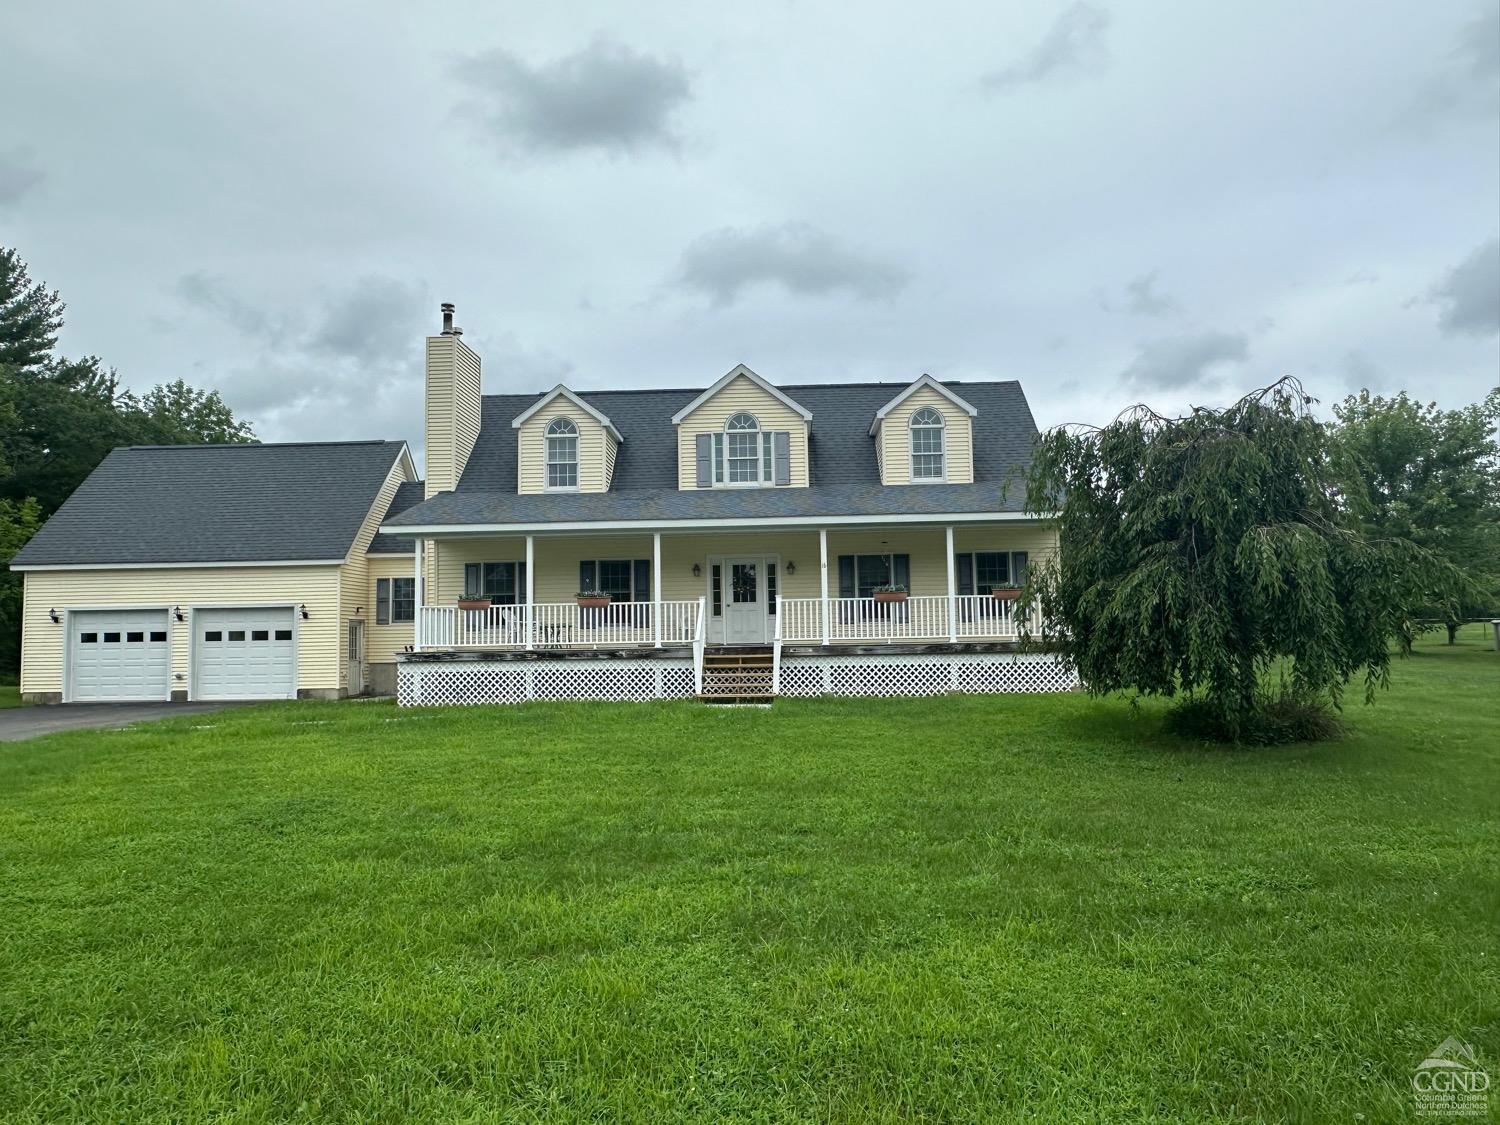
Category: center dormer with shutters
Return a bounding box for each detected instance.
[673,365,812,489]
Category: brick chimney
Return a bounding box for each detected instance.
[424,303,482,498]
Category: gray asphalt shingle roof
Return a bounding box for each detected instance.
[385,380,1038,530]
[367,480,427,553]
[12,441,409,567]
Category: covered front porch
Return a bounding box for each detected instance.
[406,521,1053,653]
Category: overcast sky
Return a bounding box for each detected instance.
[2,1,1496,449]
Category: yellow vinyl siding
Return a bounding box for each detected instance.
[366,554,417,664]
[515,399,610,494]
[338,452,416,690]
[424,335,482,497]
[20,566,342,698]
[877,385,974,485]
[676,375,810,489]
[603,432,619,489]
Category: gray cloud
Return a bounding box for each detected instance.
[454,37,691,157]
[309,276,427,363]
[982,4,1111,92]
[176,273,284,340]
[1120,329,1250,391]
[0,149,43,205]
[1409,5,1500,122]
[1431,237,1500,336]
[676,223,909,307]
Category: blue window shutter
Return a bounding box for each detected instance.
[633,559,651,603]
[1012,551,1028,585]
[956,554,974,596]
[695,433,713,487]
[580,560,596,592]
[773,431,791,485]
[464,563,479,597]
[892,554,911,592]
[517,561,527,604]
[376,578,391,625]
[838,555,856,599]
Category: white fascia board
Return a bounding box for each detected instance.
[381,511,1053,536]
[510,384,623,442]
[868,375,979,435]
[11,559,346,572]
[670,364,814,424]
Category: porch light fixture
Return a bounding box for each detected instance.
[692,563,702,577]
[299,604,310,620]
[785,561,796,575]
[48,608,60,624]
[173,605,185,622]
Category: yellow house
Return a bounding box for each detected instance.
[387,309,1073,703]
[11,302,1073,706]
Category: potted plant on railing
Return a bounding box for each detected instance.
[575,588,612,609]
[872,582,908,604]
[990,583,1023,602]
[457,593,492,612]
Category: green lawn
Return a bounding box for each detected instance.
[0,683,18,708]
[1,630,1496,1122]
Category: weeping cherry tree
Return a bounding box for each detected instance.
[1021,379,1457,741]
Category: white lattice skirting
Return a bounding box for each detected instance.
[398,659,696,707]
[778,652,1079,697]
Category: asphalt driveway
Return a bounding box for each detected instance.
[0,702,242,742]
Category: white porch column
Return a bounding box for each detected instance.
[524,534,535,650]
[413,537,424,650]
[945,524,957,643]
[819,528,830,646]
[653,531,663,648]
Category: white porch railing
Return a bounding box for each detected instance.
[779,594,1028,644]
[417,600,701,651]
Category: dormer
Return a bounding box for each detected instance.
[511,385,623,494]
[870,375,977,485]
[673,365,813,489]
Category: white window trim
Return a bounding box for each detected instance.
[713,413,773,489]
[544,416,581,492]
[909,407,947,482]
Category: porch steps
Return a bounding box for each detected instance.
[699,647,776,704]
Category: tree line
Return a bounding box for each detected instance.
[1,246,256,677]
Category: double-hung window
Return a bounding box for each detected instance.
[463,561,525,604]
[712,412,773,485]
[837,553,911,599]
[910,407,945,480]
[546,417,579,489]
[953,551,1029,595]
[579,559,651,602]
[375,576,415,624]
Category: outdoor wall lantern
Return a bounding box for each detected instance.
[785,561,796,575]
[173,606,185,622]
[299,604,310,620]
[48,608,60,624]
[692,563,702,577]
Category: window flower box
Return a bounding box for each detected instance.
[457,597,492,611]
[872,584,908,604]
[991,586,1022,602]
[576,592,612,609]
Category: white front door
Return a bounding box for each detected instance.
[346,619,365,696]
[723,557,769,644]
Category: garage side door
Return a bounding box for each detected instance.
[70,610,171,702]
[194,608,297,701]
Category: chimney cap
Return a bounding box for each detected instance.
[440,302,455,335]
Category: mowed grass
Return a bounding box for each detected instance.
[0,683,18,708]
[0,630,1496,1122]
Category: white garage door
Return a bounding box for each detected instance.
[194,608,297,701]
[69,609,171,702]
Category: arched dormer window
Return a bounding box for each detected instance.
[909,407,945,480]
[545,417,579,488]
[714,411,771,485]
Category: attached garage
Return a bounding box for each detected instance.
[193,607,297,701]
[68,609,172,702]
